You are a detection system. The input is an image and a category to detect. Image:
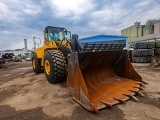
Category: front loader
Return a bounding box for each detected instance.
[32,26,146,112]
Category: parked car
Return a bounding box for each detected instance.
[25,56,32,61]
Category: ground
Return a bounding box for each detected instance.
[0,61,160,120]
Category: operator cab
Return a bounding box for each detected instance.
[44,26,71,42]
[64,31,71,41]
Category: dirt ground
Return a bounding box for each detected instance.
[0,61,160,120]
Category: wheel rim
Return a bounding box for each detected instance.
[32,60,35,69]
[45,60,50,75]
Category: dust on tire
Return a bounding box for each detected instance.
[44,50,67,84]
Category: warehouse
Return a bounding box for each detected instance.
[79,34,128,50]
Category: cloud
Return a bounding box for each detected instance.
[136,0,151,7]
[48,0,96,18]
[0,0,160,51]
[0,1,20,22]
[81,0,160,36]
[23,4,41,15]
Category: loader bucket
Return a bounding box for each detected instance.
[67,50,145,112]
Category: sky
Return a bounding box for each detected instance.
[0,0,160,51]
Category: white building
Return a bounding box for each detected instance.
[0,48,32,57]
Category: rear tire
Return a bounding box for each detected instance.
[155,55,160,58]
[44,50,67,84]
[32,54,43,74]
[132,56,152,63]
[132,49,153,57]
[154,48,160,55]
[156,41,160,48]
[138,42,148,49]
[148,41,155,49]
[133,43,138,49]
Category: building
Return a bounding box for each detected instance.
[0,39,33,57]
[3,49,25,56]
[121,22,143,40]
[0,48,33,58]
[121,20,160,44]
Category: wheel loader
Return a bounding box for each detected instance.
[32,26,146,112]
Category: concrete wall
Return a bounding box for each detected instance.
[121,30,124,36]
[143,21,150,36]
[130,25,137,39]
[138,26,142,37]
[121,22,143,40]
[121,20,160,42]
[154,22,160,34]
[127,27,131,39]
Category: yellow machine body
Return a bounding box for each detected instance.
[32,26,146,112]
[34,26,71,66]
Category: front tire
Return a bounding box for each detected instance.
[44,50,67,84]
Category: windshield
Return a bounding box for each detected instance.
[64,31,71,41]
[48,27,63,41]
